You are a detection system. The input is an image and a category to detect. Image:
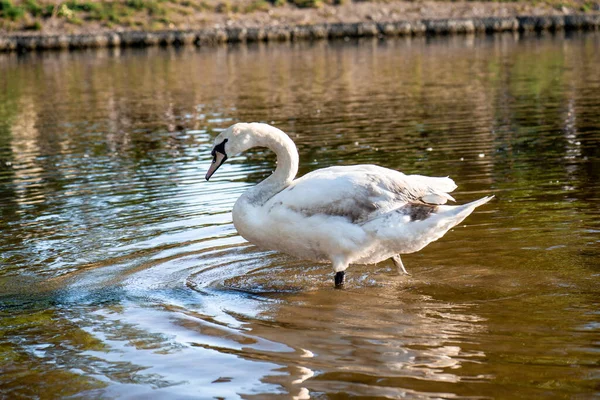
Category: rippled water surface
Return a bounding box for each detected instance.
[1,33,599,399]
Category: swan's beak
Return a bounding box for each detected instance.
[205,152,227,181]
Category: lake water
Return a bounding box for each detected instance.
[0,32,599,399]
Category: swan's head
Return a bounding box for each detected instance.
[205,123,257,181]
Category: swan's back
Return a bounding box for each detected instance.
[265,164,457,224]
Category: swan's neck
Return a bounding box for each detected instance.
[242,126,299,206]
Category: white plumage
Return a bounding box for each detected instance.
[206,122,493,287]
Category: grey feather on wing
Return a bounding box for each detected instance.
[379,173,456,205]
[395,203,438,221]
[289,196,378,223]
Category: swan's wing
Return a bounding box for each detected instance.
[266,165,457,223]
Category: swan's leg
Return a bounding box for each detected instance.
[332,258,348,288]
[392,255,409,275]
[334,271,345,288]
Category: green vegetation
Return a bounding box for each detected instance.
[0,0,597,32]
[0,0,25,20]
[0,0,180,30]
[244,0,270,12]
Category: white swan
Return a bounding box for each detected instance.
[206,123,493,287]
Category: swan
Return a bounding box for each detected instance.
[205,122,493,287]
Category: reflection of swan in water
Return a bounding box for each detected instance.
[206,123,493,287]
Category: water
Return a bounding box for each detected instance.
[0,32,599,399]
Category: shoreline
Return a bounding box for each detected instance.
[1,13,599,52]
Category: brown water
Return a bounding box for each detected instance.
[0,32,599,399]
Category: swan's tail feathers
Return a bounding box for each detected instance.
[465,195,495,210]
[367,195,493,255]
[443,195,495,222]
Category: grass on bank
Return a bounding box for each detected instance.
[0,0,597,32]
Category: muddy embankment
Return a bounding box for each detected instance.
[1,13,599,52]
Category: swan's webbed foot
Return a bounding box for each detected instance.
[392,255,410,275]
[334,271,345,288]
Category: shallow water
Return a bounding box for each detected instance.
[0,32,599,399]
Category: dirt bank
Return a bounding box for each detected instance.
[1,1,599,52]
